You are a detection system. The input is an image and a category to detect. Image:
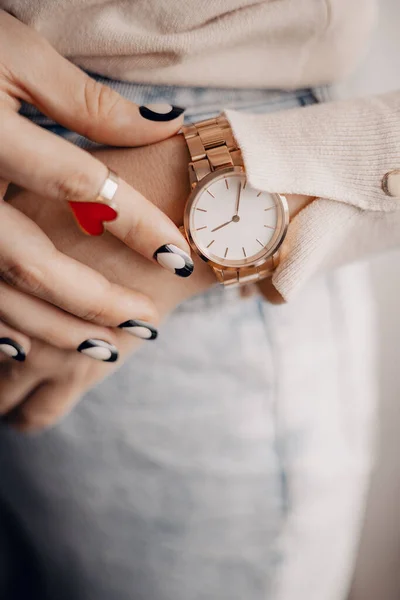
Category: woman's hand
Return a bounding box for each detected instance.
[1,135,215,429]
[0,131,313,430]
[0,10,193,363]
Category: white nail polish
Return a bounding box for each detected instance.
[77,339,118,362]
[118,320,158,341]
[157,253,186,271]
[0,343,18,357]
[154,244,194,278]
[0,337,26,362]
[144,103,173,114]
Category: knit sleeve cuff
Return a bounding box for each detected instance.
[224,92,400,300]
[225,91,400,213]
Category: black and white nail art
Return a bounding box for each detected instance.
[154,244,194,278]
[0,338,26,362]
[118,320,158,341]
[139,104,185,122]
[77,339,118,362]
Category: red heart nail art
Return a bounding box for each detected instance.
[68,201,118,236]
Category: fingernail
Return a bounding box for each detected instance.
[139,104,185,122]
[68,201,118,237]
[154,244,194,278]
[0,337,26,362]
[77,339,118,362]
[118,320,158,341]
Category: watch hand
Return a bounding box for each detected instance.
[234,181,242,217]
[211,219,233,232]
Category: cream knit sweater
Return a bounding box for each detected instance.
[3,0,399,300]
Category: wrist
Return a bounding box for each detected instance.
[94,135,217,299]
[96,133,190,225]
[93,135,314,303]
[95,134,313,231]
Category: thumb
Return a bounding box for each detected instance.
[2,11,184,146]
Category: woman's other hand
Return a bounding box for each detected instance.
[0,133,313,430]
[0,10,193,364]
[0,135,215,430]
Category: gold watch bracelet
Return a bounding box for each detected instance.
[181,115,276,286]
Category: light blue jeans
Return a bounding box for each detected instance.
[0,82,378,600]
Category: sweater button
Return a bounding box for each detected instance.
[382,170,400,197]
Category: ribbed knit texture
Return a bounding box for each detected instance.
[0,0,375,89]
[226,92,400,299]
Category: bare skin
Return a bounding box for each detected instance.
[0,9,190,364]
[1,134,312,430]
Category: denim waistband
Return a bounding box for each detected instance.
[19,73,328,146]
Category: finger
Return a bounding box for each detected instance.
[0,360,38,416]
[1,11,185,146]
[0,320,30,362]
[0,282,118,360]
[5,379,80,433]
[0,203,159,334]
[0,176,9,198]
[0,281,159,360]
[0,113,192,269]
[105,178,194,276]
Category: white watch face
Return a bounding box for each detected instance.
[188,171,286,267]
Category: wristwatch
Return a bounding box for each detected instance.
[181,115,289,286]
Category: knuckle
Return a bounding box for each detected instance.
[0,64,22,109]
[76,279,114,325]
[141,302,159,326]
[37,325,72,350]
[0,260,45,295]
[0,61,16,85]
[129,290,159,325]
[122,223,139,249]
[49,170,94,204]
[122,213,144,249]
[81,78,121,138]
[79,303,109,325]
